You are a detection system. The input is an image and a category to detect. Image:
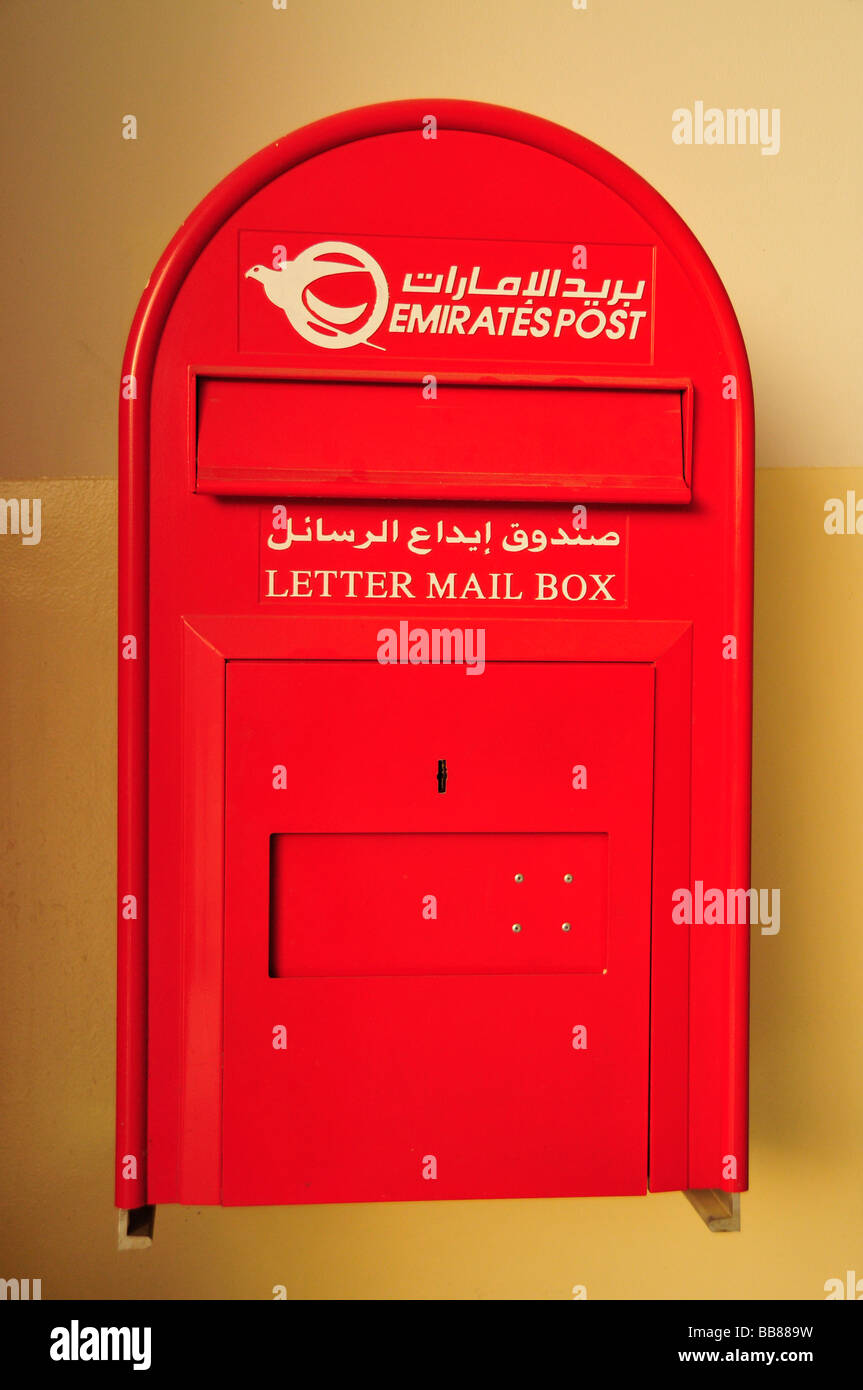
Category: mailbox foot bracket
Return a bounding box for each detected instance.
[684,1189,740,1232]
[117,1205,156,1251]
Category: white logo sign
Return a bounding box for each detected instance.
[244,241,388,349]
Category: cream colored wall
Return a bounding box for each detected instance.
[2,0,860,482]
[1,0,861,1299]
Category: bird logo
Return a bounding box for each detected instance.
[244,241,389,349]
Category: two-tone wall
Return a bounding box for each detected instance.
[1,0,861,1299]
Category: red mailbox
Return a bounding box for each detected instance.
[117,100,753,1218]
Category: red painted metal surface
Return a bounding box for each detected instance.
[117,99,753,1210]
[196,375,690,501]
[225,659,654,1202]
[269,830,610,978]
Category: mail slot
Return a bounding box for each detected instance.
[196,377,690,501]
[117,100,753,1218]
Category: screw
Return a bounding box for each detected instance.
[562,922,572,932]
[564,874,573,883]
[514,873,524,883]
[512,923,522,933]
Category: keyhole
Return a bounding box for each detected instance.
[437,758,447,793]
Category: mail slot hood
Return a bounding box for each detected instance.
[196,375,692,503]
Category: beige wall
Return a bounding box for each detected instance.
[1,0,862,1299]
[2,0,860,481]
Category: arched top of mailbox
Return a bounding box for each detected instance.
[121,100,753,510]
[124,98,749,384]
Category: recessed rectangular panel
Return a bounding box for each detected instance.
[196,376,689,502]
[223,659,654,1203]
[270,831,608,977]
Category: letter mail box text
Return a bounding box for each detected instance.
[117,100,753,1215]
